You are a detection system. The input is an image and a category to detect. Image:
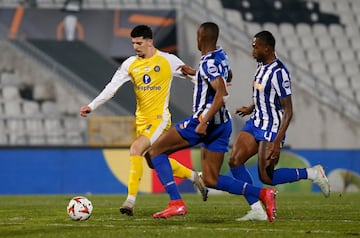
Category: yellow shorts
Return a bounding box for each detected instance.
[136,116,171,145]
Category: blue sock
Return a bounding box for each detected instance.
[216,175,260,198]
[152,154,182,201]
[272,168,307,185]
[231,165,259,205]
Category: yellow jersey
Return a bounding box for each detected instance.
[88,50,191,123]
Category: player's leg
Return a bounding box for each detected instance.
[201,148,277,222]
[258,141,330,197]
[120,135,151,216]
[148,126,191,218]
[151,118,208,200]
[228,131,267,221]
[169,158,208,201]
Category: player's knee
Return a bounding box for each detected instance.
[228,152,245,168]
[259,166,274,185]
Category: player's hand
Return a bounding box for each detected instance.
[235,106,251,117]
[80,106,91,117]
[177,65,196,76]
[266,142,280,162]
[195,122,207,136]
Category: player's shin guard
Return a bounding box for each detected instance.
[169,158,192,179]
[231,165,259,205]
[127,155,143,197]
[152,154,182,200]
[216,175,260,197]
[272,168,307,185]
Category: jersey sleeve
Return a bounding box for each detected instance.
[201,59,223,82]
[272,68,292,98]
[165,52,195,82]
[88,57,134,110]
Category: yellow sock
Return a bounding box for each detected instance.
[127,155,143,197]
[169,158,192,180]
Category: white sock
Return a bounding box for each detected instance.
[306,167,317,180]
[250,201,263,210]
[189,171,195,182]
[126,195,136,203]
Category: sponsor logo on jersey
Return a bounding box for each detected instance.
[144,124,152,134]
[143,74,151,84]
[208,65,218,75]
[253,81,265,90]
[282,79,290,89]
[137,85,161,91]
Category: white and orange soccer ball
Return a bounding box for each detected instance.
[67,196,93,221]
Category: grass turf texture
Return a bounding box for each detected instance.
[0,193,359,238]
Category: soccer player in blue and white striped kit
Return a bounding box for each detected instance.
[229,31,330,221]
[146,23,277,222]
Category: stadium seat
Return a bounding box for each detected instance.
[44,118,65,145]
[312,23,327,37]
[7,119,26,145]
[332,35,349,50]
[22,101,40,115]
[332,74,351,89]
[262,22,280,37]
[0,72,19,86]
[2,86,20,100]
[279,23,295,37]
[0,120,7,144]
[283,34,300,49]
[317,36,333,50]
[344,61,360,77]
[340,48,356,62]
[350,37,360,50]
[311,61,327,75]
[328,24,345,37]
[41,101,60,116]
[300,34,317,50]
[349,75,360,90]
[290,48,306,61]
[25,119,46,145]
[296,23,312,36]
[306,48,322,62]
[3,101,22,116]
[245,22,262,36]
[225,9,245,30]
[323,49,339,62]
[318,0,335,13]
[327,61,344,76]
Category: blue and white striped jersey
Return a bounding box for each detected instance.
[193,47,231,124]
[251,59,292,132]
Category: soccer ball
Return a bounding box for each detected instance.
[67,196,93,221]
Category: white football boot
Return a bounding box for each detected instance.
[236,208,268,221]
[311,165,330,198]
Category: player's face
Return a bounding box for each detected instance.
[132,37,153,58]
[252,37,267,63]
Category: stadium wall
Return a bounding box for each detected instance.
[0,148,358,195]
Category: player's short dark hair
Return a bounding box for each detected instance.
[254,30,276,48]
[200,22,219,40]
[130,25,153,39]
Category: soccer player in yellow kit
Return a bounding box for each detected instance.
[80,25,208,216]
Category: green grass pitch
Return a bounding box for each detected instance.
[0,192,359,238]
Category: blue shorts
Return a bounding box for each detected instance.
[242,118,285,144]
[175,116,232,152]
